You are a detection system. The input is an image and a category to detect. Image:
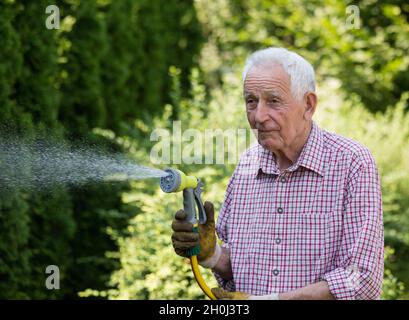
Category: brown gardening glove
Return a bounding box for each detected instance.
[171,201,216,262]
[211,288,250,300]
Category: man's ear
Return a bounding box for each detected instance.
[303,92,317,121]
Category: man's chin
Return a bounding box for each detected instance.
[259,139,279,151]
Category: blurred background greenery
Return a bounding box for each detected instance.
[0,0,408,299]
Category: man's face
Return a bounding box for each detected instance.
[244,63,311,152]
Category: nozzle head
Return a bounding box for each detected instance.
[160,168,198,193]
[160,168,181,193]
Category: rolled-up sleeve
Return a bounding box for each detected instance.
[323,155,384,300]
[212,172,236,291]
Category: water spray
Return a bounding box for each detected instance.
[0,135,167,190]
[160,168,217,300]
[0,134,216,299]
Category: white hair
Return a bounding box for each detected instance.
[242,47,316,100]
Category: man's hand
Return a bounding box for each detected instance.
[171,201,217,262]
[278,281,335,300]
[211,288,250,300]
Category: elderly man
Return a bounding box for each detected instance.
[171,47,384,300]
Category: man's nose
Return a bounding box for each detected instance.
[254,100,270,124]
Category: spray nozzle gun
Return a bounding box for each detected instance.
[159,168,216,300]
[160,168,207,226]
[160,168,207,256]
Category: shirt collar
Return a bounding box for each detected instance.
[255,121,325,177]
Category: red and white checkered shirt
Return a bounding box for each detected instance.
[214,121,384,300]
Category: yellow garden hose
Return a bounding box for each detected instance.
[190,255,217,300]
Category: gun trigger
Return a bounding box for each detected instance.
[194,180,207,225]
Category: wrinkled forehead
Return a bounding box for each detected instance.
[243,63,291,95]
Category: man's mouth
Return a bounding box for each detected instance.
[257,129,279,133]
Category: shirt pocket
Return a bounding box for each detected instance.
[295,212,328,287]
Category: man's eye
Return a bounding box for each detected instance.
[246,99,257,106]
[268,98,279,104]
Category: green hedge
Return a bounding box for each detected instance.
[0,0,202,299]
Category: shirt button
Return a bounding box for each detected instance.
[280,177,286,183]
[273,269,280,276]
[275,238,281,245]
[277,207,283,214]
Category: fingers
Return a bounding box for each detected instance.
[204,201,215,222]
[172,240,198,250]
[175,209,187,220]
[211,287,233,300]
[175,203,215,225]
[210,288,249,300]
[172,231,199,243]
[172,231,199,252]
[174,248,189,258]
[172,220,193,232]
[172,209,193,232]
[172,204,215,260]
[172,209,199,257]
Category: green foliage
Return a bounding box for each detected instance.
[59,0,108,134]
[0,0,72,299]
[195,0,409,113]
[13,0,61,128]
[382,247,404,300]
[128,0,203,121]
[0,0,202,299]
[0,2,22,126]
[101,0,136,132]
[0,189,31,299]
